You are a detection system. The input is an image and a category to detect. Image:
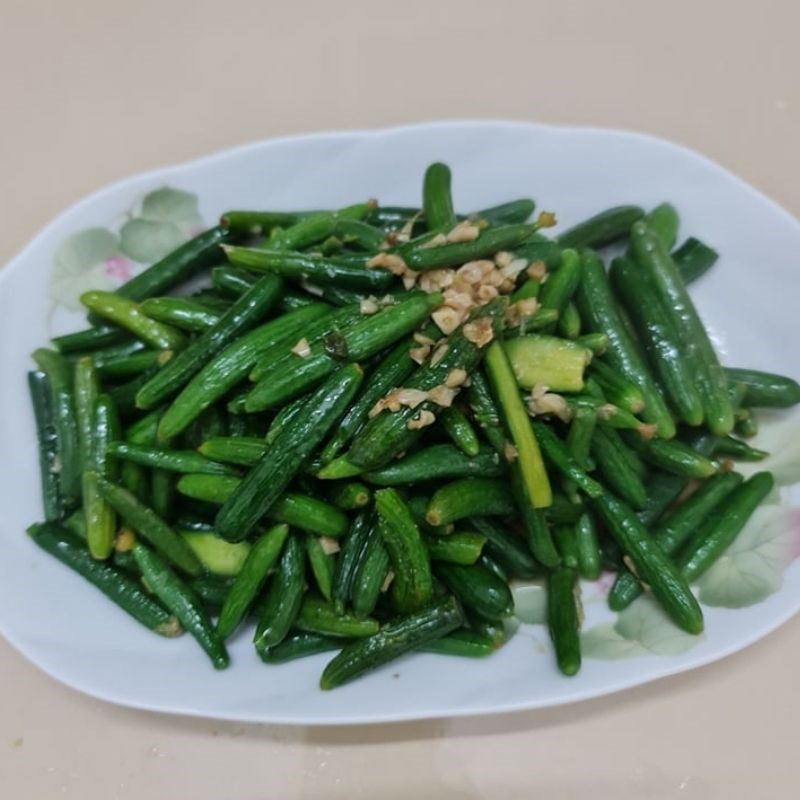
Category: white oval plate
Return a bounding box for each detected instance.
[1,121,799,726]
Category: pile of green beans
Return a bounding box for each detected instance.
[26,163,798,689]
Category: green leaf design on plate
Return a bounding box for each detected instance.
[733,413,800,489]
[119,218,187,263]
[49,227,120,311]
[140,187,203,231]
[512,583,547,625]
[695,504,800,609]
[581,595,703,660]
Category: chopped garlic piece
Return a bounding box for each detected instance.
[395,388,429,408]
[504,442,519,462]
[419,233,448,249]
[527,391,570,422]
[463,318,494,347]
[430,342,449,366]
[419,269,455,294]
[319,537,341,556]
[494,251,514,268]
[367,252,407,274]
[432,306,463,336]
[428,385,456,407]
[526,261,547,282]
[359,297,379,314]
[442,289,474,312]
[291,337,311,357]
[445,368,468,388]
[407,409,436,430]
[381,570,395,592]
[409,345,430,364]
[446,220,481,243]
[477,284,499,302]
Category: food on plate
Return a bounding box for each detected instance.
[25,162,798,689]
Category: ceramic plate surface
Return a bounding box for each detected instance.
[1,121,799,725]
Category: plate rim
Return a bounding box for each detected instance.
[2,118,799,726]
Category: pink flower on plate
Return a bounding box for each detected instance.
[104,256,134,284]
[592,571,618,597]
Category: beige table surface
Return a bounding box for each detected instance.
[2,1,799,797]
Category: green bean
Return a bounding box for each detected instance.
[29,522,180,636]
[96,350,169,379]
[587,358,646,415]
[132,543,228,668]
[83,394,120,559]
[610,254,703,426]
[223,247,394,293]
[485,341,551,507]
[32,348,81,505]
[423,162,457,230]
[333,218,387,250]
[440,405,481,457]
[609,471,744,611]
[220,209,316,234]
[306,534,337,602]
[547,567,581,676]
[140,297,225,332]
[722,367,800,409]
[328,481,371,510]
[574,249,675,438]
[258,632,343,664]
[106,442,237,475]
[216,364,363,541]
[319,331,426,463]
[557,301,582,339]
[52,325,130,355]
[672,237,718,285]
[468,517,541,579]
[714,435,768,461]
[592,492,703,634]
[81,291,187,351]
[28,372,63,521]
[677,472,774,583]
[253,533,306,651]
[115,226,233,303]
[375,487,434,614]
[270,203,372,251]
[557,205,644,249]
[623,432,718,479]
[403,224,540,271]
[539,248,581,325]
[424,531,486,565]
[426,478,515,527]
[645,203,679,250]
[575,332,608,356]
[320,595,464,689]
[630,221,733,435]
[97,478,202,575]
[332,511,374,615]
[530,420,604,499]
[574,513,602,580]
[157,303,329,440]
[474,198,535,226]
[136,274,284,411]
[216,524,290,639]
[297,595,380,638]
[362,444,503,485]
[197,436,266,466]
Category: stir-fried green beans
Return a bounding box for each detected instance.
[23,163,795,690]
